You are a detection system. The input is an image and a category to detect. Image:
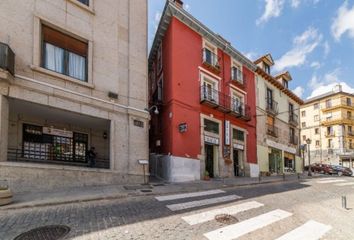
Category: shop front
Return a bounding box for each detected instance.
[268,147,282,174]
[284,152,295,172]
[204,135,219,178]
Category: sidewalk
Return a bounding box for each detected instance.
[0,173,320,210]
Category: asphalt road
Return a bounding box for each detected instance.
[1,176,354,240]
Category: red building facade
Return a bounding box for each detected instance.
[148,0,258,182]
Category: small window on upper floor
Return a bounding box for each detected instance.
[347,97,352,106]
[314,103,319,109]
[314,115,319,121]
[301,110,306,117]
[325,99,332,108]
[315,128,319,134]
[283,80,288,88]
[264,63,270,74]
[77,0,89,6]
[301,122,306,128]
[41,25,88,82]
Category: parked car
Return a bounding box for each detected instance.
[322,164,337,175]
[304,163,326,173]
[332,166,353,176]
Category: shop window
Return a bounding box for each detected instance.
[42,25,88,81]
[204,119,219,134]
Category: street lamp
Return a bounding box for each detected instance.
[145,105,159,115]
[306,138,312,176]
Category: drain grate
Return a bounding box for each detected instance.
[215,214,238,224]
[14,225,70,240]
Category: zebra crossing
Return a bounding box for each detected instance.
[155,189,332,239]
[316,177,354,186]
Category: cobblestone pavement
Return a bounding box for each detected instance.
[1,177,354,240]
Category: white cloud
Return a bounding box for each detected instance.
[291,0,301,8]
[323,68,341,83]
[307,82,354,99]
[323,41,330,57]
[293,86,304,98]
[256,0,285,25]
[185,4,190,11]
[310,61,321,69]
[243,51,258,61]
[154,11,162,32]
[308,68,341,90]
[331,1,354,41]
[274,27,322,71]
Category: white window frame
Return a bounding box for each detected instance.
[231,60,243,84]
[230,89,245,114]
[200,72,219,103]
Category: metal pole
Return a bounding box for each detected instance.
[143,165,146,184]
[342,196,347,209]
[308,144,312,176]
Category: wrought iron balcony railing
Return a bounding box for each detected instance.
[267,124,279,137]
[0,42,15,75]
[200,85,251,121]
[202,48,220,71]
[266,98,279,115]
[289,112,298,126]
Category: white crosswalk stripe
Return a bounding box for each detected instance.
[181,201,264,225]
[334,182,354,186]
[316,177,336,181]
[166,195,242,211]
[155,189,225,201]
[203,209,292,240]
[317,179,346,183]
[275,220,332,240]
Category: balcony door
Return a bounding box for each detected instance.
[266,88,273,108]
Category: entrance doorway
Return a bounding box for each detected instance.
[205,144,214,178]
[269,148,282,174]
[233,149,240,176]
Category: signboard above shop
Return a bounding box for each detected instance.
[43,127,73,138]
[204,135,219,145]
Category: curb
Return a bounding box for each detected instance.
[0,177,308,211]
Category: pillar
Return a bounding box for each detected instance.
[0,95,9,162]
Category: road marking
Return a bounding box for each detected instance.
[275,220,332,240]
[181,201,264,225]
[317,179,346,183]
[203,209,292,240]
[316,178,336,181]
[334,182,354,186]
[155,189,225,201]
[166,195,242,211]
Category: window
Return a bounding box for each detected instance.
[325,99,332,108]
[327,126,333,136]
[42,25,88,81]
[283,80,288,88]
[266,88,274,109]
[315,128,319,134]
[77,0,89,6]
[349,126,352,134]
[328,139,333,148]
[302,135,306,141]
[233,129,245,141]
[350,140,353,149]
[316,140,320,147]
[347,97,352,106]
[347,111,352,119]
[314,103,319,109]
[301,122,306,128]
[314,115,319,121]
[301,111,306,117]
[231,65,243,84]
[204,119,219,134]
[201,74,219,103]
[289,127,295,143]
[157,78,163,102]
[231,91,245,114]
[264,63,270,74]
[202,41,219,68]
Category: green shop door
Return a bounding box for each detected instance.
[269,148,282,174]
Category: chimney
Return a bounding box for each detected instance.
[173,0,184,8]
[333,84,342,93]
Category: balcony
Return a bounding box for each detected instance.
[200,85,251,121]
[267,124,278,138]
[325,131,335,137]
[322,99,354,112]
[266,98,279,115]
[348,131,354,137]
[289,135,298,145]
[288,113,298,126]
[202,48,220,73]
[0,42,15,75]
[230,99,251,121]
[322,116,354,126]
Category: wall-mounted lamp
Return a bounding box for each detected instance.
[145,105,159,115]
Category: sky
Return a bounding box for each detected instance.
[148,0,354,100]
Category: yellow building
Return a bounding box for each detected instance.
[300,85,354,167]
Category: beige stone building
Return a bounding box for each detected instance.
[0,0,148,192]
[254,54,304,174]
[300,85,354,167]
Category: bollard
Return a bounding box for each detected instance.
[342,196,347,209]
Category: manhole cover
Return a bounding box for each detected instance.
[14,225,70,240]
[215,214,238,224]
